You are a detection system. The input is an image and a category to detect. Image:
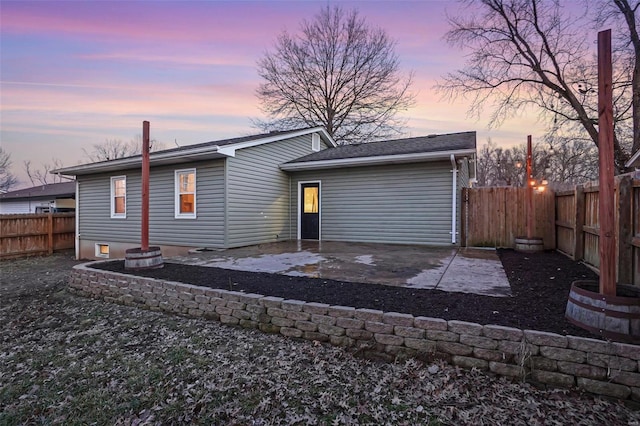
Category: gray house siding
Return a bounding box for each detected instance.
[225,135,318,247]
[0,200,33,214]
[77,160,225,254]
[289,161,455,246]
[147,161,225,247]
[78,173,140,244]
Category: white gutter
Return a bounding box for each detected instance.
[280,149,476,171]
[450,154,458,244]
[75,180,80,260]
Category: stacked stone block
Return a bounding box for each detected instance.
[68,263,640,402]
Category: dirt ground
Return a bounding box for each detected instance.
[96,248,600,339]
[1,251,639,424]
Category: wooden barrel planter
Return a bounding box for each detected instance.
[514,237,544,253]
[565,280,640,343]
[125,246,164,270]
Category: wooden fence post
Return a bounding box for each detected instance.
[617,175,633,284]
[574,185,585,261]
[47,212,54,255]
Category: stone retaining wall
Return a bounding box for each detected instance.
[68,263,640,402]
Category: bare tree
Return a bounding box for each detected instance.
[23,158,66,186]
[544,136,599,186]
[256,5,415,144]
[0,147,18,192]
[82,136,163,163]
[476,140,527,186]
[476,138,598,187]
[437,0,638,172]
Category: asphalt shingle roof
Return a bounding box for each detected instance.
[286,131,476,163]
[0,182,76,200]
[84,128,319,166]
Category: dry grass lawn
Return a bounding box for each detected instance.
[1,252,639,425]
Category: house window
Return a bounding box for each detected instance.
[95,244,109,258]
[312,133,321,152]
[175,169,196,218]
[111,176,126,218]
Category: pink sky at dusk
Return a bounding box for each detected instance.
[1,0,548,188]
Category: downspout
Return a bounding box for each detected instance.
[470,153,478,186]
[450,154,457,244]
[75,180,80,259]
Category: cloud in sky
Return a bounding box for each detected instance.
[1,0,547,188]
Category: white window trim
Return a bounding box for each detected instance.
[297,180,321,240]
[175,168,197,219]
[312,133,321,152]
[110,176,126,219]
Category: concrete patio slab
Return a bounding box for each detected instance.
[170,241,511,297]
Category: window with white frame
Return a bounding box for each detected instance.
[175,169,196,218]
[95,243,110,258]
[110,176,126,218]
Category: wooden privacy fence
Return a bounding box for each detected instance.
[0,213,75,259]
[461,187,556,250]
[555,175,639,286]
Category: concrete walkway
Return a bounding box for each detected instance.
[170,241,511,297]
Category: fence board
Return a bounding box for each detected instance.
[553,176,639,286]
[555,192,576,257]
[0,213,75,258]
[464,187,555,249]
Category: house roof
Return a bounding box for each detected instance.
[53,127,336,176]
[0,181,76,201]
[280,131,476,171]
[626,148,640,168]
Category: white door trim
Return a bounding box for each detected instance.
[297,180,321,240]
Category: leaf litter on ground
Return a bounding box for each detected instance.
[1,252,639,425]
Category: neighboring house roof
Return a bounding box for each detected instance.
[626,148,640,168]
[53,127,336,176]
[280,131,476,171]
[0,182,76,201]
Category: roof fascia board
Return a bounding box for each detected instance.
[1,194,74,202]
[280,149,476,171]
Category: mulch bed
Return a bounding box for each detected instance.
[94,249,600,339]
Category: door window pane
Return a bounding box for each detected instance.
[304,187,318,213]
